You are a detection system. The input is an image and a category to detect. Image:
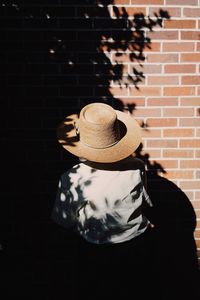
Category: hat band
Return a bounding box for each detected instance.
[80,138,120,149]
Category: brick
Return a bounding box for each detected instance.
[120,97,145,106]
[164,20,196,29]
[184,191,194,200]
[147,98,178,106]
[112,7,146,16]
[183,8,200,17]
[196,240,200,249]
[142,129,161,138]
[196,106,200,115]
[196,170,200,179]
[130,64,162,74]
[195,106,200,117]
[143,42,161,52]
[114,0,130,4]
[133,108,161,117]
[112,63,128,74]
[148,31,178,40]
[195,191,200,199]
[113,75,146,86]
[163,170,194,179]
[197,129,200,137]
[180,98,200,106]
[196,150,200,158]
[147,54,178,63]
[112,53,136,63]
[109,87,129,97]
[192,201,200,209]
[196,219,200,229]
[194,231,200,239]
[180,139,200,148]
[166,0,198,4]
[185,193,196,203]
[130,0,164,3]
[149,159,178,168]
[197,43,200,52]
[182,76,200,85]
[195,210,200,220]
[164,87,195,96]
[129,87,161,96]
[181,31,200,41]
[147,139,178,148]
[147,118,177,127]
[164,64,196,74]
[163,128,194,137]
[148,76,179,85]
[163,149,194,158]
[180,160,200,168]
[181,53,200,62]
[140,149,161,158]
[180,118,200,127]
[149,7,181,18]
[179,181,200,190]
[163,42,195,52]
[163,108,194,117]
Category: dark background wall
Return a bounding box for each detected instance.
[1,1,84,297]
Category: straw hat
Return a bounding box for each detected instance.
[57,102,142,163]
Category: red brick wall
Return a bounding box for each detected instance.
[111,0,200,263]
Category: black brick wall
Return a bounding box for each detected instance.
[1,1,106,296]
[1,1,125,264]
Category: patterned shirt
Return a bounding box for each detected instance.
[51,158,153,244]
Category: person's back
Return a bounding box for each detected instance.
[52,156,152,244]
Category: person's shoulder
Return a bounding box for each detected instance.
[79,157,145,172]
[60,163,82,178]
[121,156,145,171]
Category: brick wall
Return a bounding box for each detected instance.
[110,0,200,262]
[1,0,200,294]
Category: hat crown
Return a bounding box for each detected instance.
[84,105,115,125]
[79,103,121,149]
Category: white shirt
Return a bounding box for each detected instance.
[51,158,153,244]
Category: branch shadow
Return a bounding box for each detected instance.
[44,0,170,110]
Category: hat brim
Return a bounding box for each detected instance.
[57,110,142,163]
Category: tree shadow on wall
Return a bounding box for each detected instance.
[135,144,200,299]
[1,0,170,110]
[45,0,170,110]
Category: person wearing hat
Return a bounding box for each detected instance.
[51,102,155,299]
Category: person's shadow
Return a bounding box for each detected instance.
[135,144,200,299]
